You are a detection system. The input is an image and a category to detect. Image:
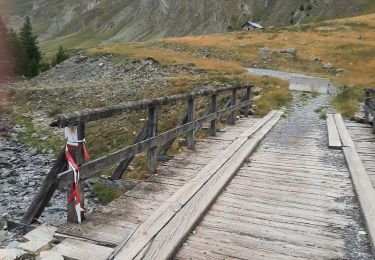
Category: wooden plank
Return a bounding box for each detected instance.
[327,114,342,149]
[227,89,237,125]
[137,111,284,259]
[147,105,158,175]
[343,146,375,253]
[110,110,283,260]
[210,94,217,136]
[244,86,251,118]
[334,114,355,147]
[107,110,279,260]
[53,239,112,260]
[187,97,196,149]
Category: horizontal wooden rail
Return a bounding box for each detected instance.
[24,84,253,224]
[52,85,253,128]
[58,100,251,186]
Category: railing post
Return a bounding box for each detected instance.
[187,95,196,149]
[210,94,217,136]
[67,121,85,223]
[365,90,370,124]
[244,86,251,117]
[147,104,158,175]
[227,88,237,125]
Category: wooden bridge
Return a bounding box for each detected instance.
[12,86,375,259]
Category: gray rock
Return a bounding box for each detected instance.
[273,48,297,58]
[323,63,334,69]
[313,57,321,63]
[335,68,344,73]
[259,47,269,54]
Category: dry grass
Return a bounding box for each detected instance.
[159,14,375,87]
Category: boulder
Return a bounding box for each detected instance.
[323,63,334,69]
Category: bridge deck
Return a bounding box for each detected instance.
[53,95,374,260]
[175,95,373,259]
[56,116,260,247]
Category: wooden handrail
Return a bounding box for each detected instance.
[51,85,253,128]
[23,84,253,225]
[57,100,251,186]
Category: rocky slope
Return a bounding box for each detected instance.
[0,0,368,45]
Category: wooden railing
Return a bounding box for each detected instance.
[21,84,253,224]
[364,88,375,133]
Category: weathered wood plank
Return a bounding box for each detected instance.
[342,146,375,253]
[112,111,283,260]
[107,110,279,260]
[334,114,355,147]
[327,114,342,149]
[209,94,217,136]
[187,97,196,150]
[147,105,158,175]
[227,89,237,125]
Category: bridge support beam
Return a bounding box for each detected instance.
[147,105,158,175]
[210,94,217,136]
[187,96,196,150]
[244,86,251,117]
[67,121,86,223]
[365,90,370,124]
[228,89,237,125]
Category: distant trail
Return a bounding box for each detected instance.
[247,68,311,80]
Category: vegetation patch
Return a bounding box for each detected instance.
[92,182,126,205]
[332,86,364,119]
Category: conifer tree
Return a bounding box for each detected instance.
[8,29,27,75]
[19,16,41,77]
[52,46,70,66]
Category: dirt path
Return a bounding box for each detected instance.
[247,68,311,80]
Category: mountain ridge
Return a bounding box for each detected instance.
[0,0,370,46]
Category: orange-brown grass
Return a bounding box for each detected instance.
[160,14,375,87]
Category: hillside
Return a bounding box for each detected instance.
[9,13,375,155]
[0,0,372,50]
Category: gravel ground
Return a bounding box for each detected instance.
[0,134,100,247]
[260,92,374,259]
